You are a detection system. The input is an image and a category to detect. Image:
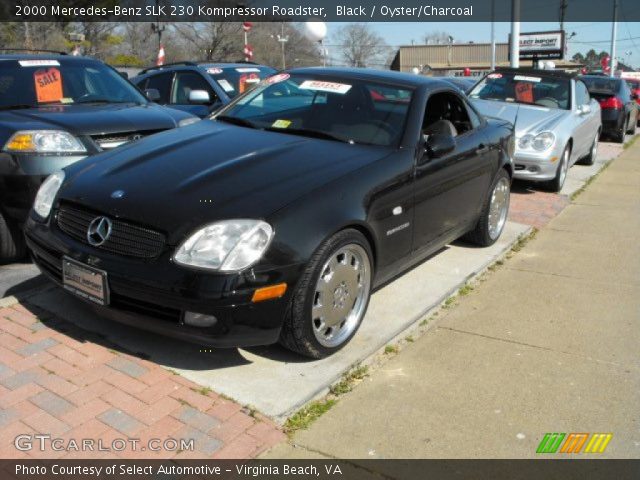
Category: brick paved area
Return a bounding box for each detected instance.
[0,303,285,459]
[508,181,571,228]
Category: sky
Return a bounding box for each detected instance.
[324,21,640,68]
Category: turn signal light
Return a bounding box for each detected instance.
[5,133,35,151]
[251,283,287,303]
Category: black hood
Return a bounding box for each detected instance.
[60,120,391,243]
[0,103,193,135]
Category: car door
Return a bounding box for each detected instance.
[140,71,173,105]
[412,90,494,252]
[573,80,598,157]
[170,71,221,118]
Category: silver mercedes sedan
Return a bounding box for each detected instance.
[469,68,601,192]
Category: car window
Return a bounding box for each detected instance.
[423,92,474,136]
[208,66,276,99]
[581,77,619,94]
[171,71,217,105]
[575,80,590,106]
[470,72,570,110]
[144,72,173,104]
[0,59,146,107]
[464,100,482,129]
[217,74,413,147]
[619,81,631,102]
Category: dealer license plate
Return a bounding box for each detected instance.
[62,257,109,306]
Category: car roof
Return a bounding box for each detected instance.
[494,67,576,79]
[137,61,272,76]
[286,67,455,89]
[0,54,92,62]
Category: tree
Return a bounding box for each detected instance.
[423,31,454,45]
[333,23,389,68]
[171,22,242,62]
[572,49,610,71]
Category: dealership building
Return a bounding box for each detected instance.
[390,42,583,77]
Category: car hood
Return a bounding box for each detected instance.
[60,120,391,243]
[471,99,568,136]
[0,103,194,135]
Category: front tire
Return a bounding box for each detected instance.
[279,229,373,359]
[0,211,26,264]
[579,133,599,166]
[464,169,511,247]
[543,144,570,192]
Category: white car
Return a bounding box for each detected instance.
[469,68,602,192]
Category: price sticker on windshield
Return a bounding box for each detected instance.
[514,75,541,83]
[266,73,290,84]
[207,68,223,75]
[34,68,63,103]
[299,80,352,94]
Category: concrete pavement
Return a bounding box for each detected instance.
[264,138,640,459]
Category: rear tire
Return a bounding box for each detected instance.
[0,211,26,264]
[463,169,511,247]
[279,229,373,359]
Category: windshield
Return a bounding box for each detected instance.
[215,73,413,146]
[207,65,276,99]
[469,72,570,110]
[581,77,619,93]
[0,59,147,108]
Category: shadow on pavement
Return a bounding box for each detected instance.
[13,278,314,372]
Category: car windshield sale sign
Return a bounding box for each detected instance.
[510,30,566,60]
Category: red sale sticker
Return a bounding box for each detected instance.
[266,73,290,84]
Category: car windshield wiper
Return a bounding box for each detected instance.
[264,127,352,144]
[0,104,35,111]
[215,115,260,129]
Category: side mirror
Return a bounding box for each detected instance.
[424,133,456,160]
[579,104,592,115]
[188,90,211,104]
[144,88,160,102]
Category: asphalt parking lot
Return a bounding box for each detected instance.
[0,135,630,420]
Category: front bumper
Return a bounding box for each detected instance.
[25,215,305,348]
[512,147,562,182]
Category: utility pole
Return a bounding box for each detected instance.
[276,23,289,70]
[560,0,567,32]
[150,0,165,50]
[610,0,618,77]
[490,0,496,70]
[510,0,520,68]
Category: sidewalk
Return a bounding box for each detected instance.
[264,140,640,459]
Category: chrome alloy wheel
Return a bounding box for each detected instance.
[591,134,599,159]
[311,244,372,348]
[488,176,510,240]
[559,147,570,187]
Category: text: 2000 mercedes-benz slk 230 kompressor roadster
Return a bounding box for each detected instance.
[25,68,514,358]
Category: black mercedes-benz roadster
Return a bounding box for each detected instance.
[25,68,514,358]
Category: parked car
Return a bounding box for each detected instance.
[0,52,198,263]
[132,62,276,118]
[25,68,514,358]
[441,76,477,94]
[581,75,638,142]
[623,77,640,119]
[469,68,602,192]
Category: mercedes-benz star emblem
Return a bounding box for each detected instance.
[111,190,125,199]
[87,216,113,247]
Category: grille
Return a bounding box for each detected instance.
[91,130,161,150]
[57,203,166,259]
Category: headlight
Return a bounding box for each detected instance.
[518,134,534,150]
[34,170,65,219]
[178,117,200,127]
[173,220,273,271]
[532,132,555,151]
[3,130,86,153]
